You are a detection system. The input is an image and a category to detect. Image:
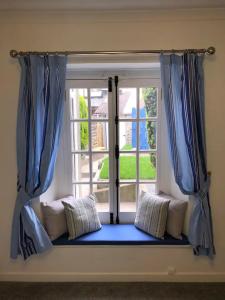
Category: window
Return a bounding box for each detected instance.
[69,82,110,218]
[66,73,161,223]
[117,79,160,224]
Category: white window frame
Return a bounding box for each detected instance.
[117,78,161,223]
[65,70,161,224]
[66,79,112,224]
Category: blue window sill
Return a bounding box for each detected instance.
[52,224,189,246]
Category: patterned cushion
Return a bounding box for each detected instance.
[41,195,74,241]
[134,191,170,239]
[62,194,102,240]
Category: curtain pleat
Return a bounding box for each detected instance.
[160,53,215,258]
[11,55,67,259]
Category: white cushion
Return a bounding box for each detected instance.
[160,193,187,239]
[41,195,74,240]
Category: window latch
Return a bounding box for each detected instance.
[108,77,113,92]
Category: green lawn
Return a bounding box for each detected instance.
[121,144,133,151]
[99,155,156,180]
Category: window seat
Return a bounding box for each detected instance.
[52,224,189,246]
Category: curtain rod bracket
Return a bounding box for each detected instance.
[10,50,18,58]
[206,46,216,55]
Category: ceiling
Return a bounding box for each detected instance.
[1,0,225,11]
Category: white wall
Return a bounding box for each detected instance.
[0,8,225,282]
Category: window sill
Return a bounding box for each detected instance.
[52,224,189,246]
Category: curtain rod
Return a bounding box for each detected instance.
[10,47,216,58]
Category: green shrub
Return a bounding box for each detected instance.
[79,96,89,150]
[142,87,157,167]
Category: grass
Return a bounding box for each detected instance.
[121,144,133,151]
[99,155,156,180]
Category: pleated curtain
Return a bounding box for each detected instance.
[160,53,215,257]
[11,55,67,259]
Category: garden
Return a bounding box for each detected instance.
[79,87,157,181]
[99,155,156,180]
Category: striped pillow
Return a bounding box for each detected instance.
[62,194,102,240]
[135,191,170,239]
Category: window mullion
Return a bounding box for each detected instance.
[87,88,93,194]
[136,88,140,210]
[107,77,115,223]
[114,76,119,224]
[155,88,161,194]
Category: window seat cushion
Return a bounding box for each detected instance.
[52,224,189,246]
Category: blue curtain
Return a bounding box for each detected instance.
[11,55,67,259]
[160,53,215,258]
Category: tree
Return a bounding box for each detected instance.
[79,96,89,150]
[142,88,157,167]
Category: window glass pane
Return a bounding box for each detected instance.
[91,122,108,151]
[70,88,88,120]
[119,121,136,150]
[119,153,137,181]
[73,184,90,199]
[139,153,156,181]
[69,81,159,221]
[93,184,109,212]
[139,87,157,118]
[119,184,136,212]
[72,154,89,182]
[139,120,156,150]
[92,153,109,182]
[119,88,137,119]
[139,183,156,195]
[71,122,89,151]
[90,88,108,119]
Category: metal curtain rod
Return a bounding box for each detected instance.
[10,47,216,58]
